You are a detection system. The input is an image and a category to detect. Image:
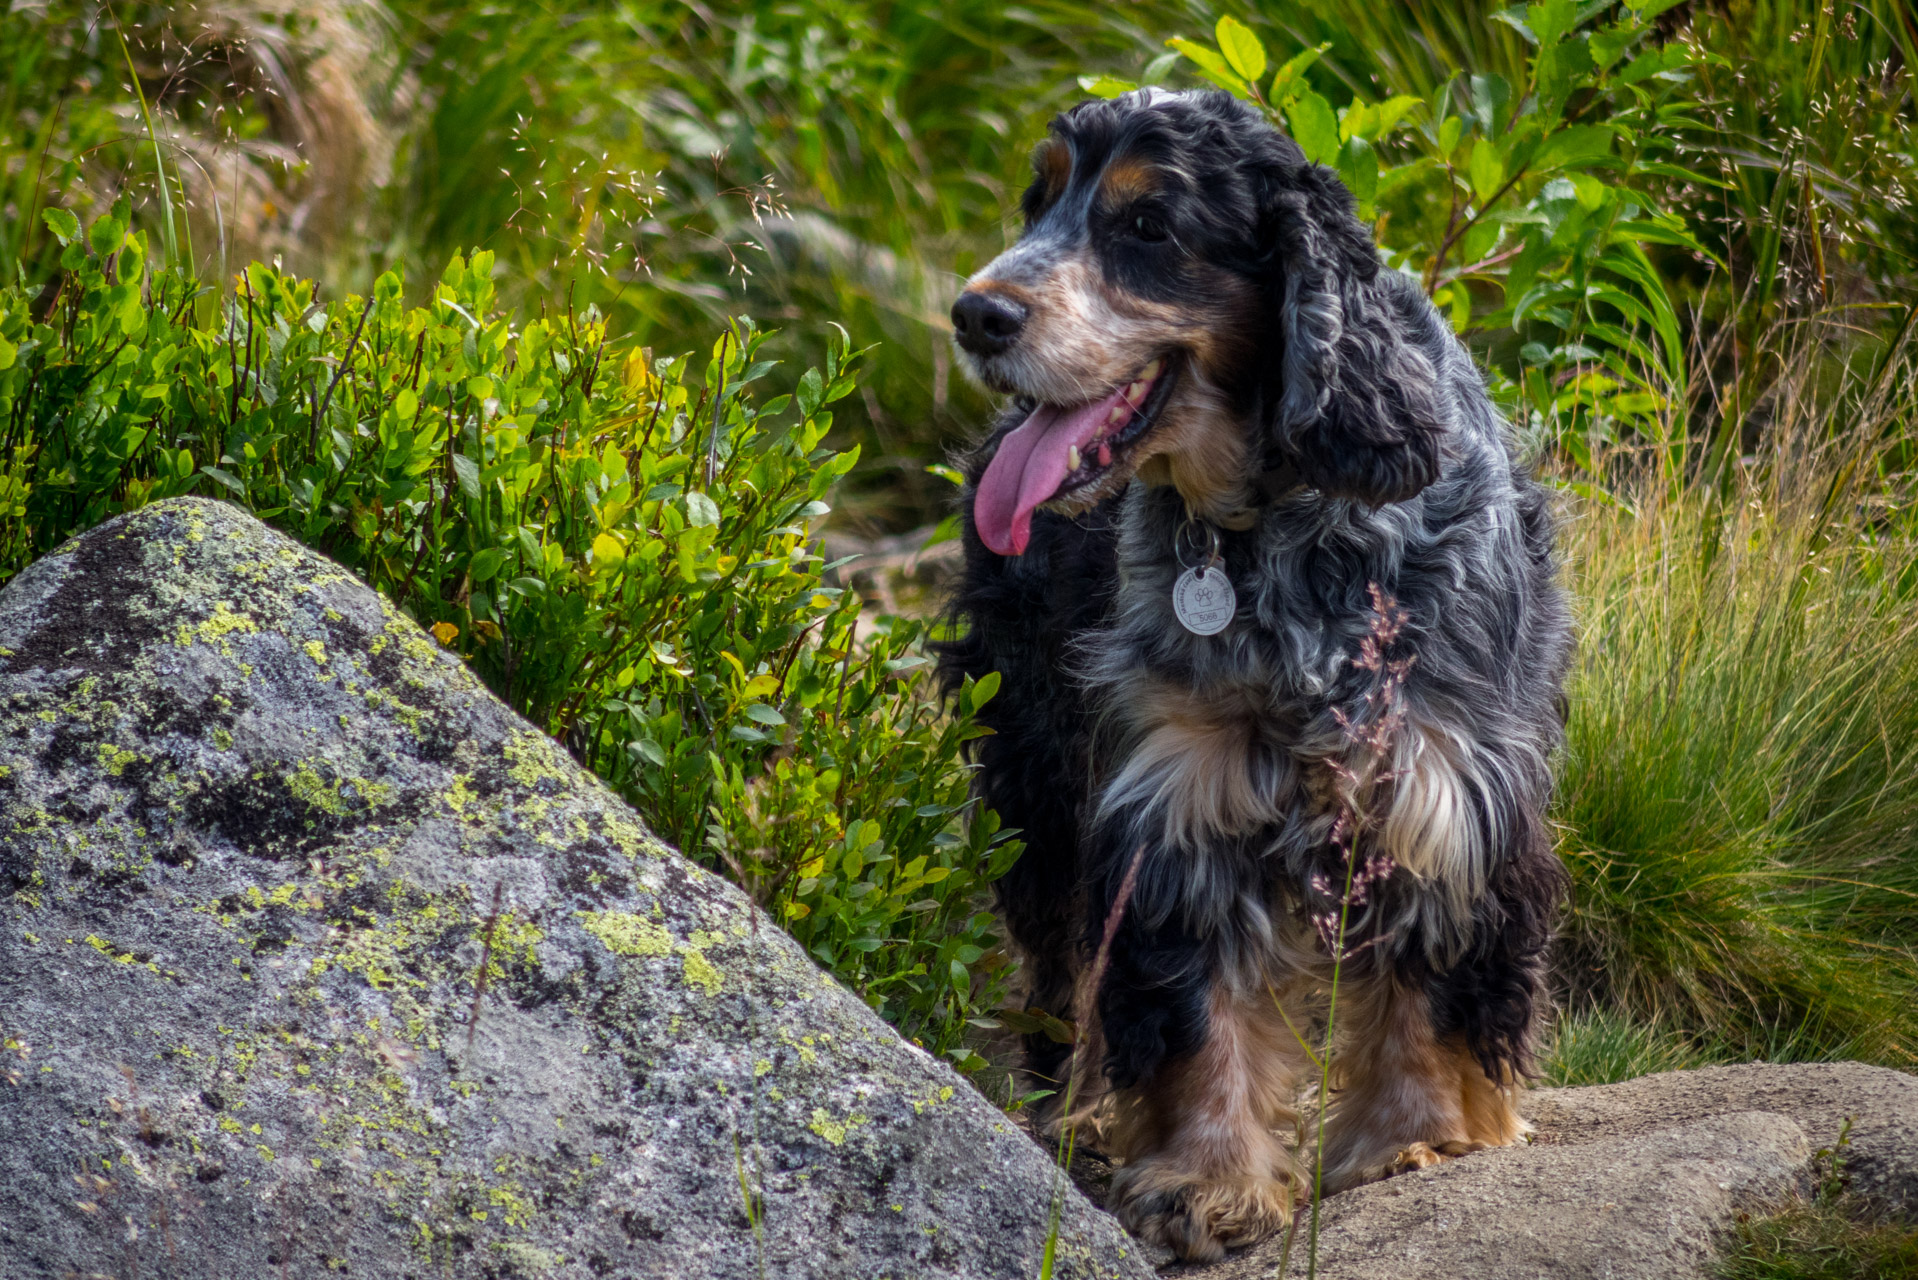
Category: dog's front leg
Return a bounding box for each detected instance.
[1096,905,1310,1262]
[1317,975,1529,1192]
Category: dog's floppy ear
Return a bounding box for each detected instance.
[1260,164,1447,504]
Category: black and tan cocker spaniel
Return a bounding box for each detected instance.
[936,89,1573,1261]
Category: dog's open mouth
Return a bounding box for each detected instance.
[974,356,1178,556]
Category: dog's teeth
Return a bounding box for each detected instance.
[1067,446,1081,472]
[1107,404,1129,426]
[1141,358,1163,380]
[1125,380,1146,402]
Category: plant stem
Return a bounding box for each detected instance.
[1307,839,1362,1280]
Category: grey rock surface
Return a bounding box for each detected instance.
[1176,1111,1808,1280]
[0,498,1152,1280]
[1173,1060,1918,1279]
[1528,1061,1918,1215]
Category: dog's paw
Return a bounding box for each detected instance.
[1109,1163,1298,1263]
[1387,1139,1489,1176]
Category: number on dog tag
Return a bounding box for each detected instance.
[1172,565,1236,636]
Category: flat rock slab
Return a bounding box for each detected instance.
[0,498,1152,1280]
[1172,1061,1917,1279]
[1528,1061,1918,1215]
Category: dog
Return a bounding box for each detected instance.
[934,89,1573,1261]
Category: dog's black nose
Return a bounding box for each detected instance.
[951,289,1028,356]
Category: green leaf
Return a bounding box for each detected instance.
[744,703,786,727]
[470,547,508,582]
[1166,37,1244,94]
[1338,136,1380,208]
[591,532,626,571]
[684,491,721,527]
[1589,24,1638,71]
[40,208,80,246]
[1490,6,1538,44]
[1618,44,1690,85]
[1372,95,1424,137]
[1285,91,1340,166]
[1269,43,1331,104]
[1468,138,1508,204]
[88,213,124,261]
[452,453,481,504]
[395,388,419,420]
[1614,219,1723,267]
[795,367,824,418]
[1526,0,1578,47]
[1633,0,1688,21]
[1470,74,1512,136]
[1215,16,1267,83]
[199,466,245,495]
[1535,125,1615,171]
[0,337,14,372]
[966,670,1002,713]
[1077,74,1135,100]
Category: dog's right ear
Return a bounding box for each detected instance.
[1259,164,1447,505]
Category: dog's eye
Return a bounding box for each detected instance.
[1131,214,1168,243]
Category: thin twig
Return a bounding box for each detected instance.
[311,296,374,456]
[462,883,506,1072]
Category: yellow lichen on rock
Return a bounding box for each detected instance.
[578,910,673,958]
[807,1108,870,1146]
[174,601,259,656]
[679,946,723,997]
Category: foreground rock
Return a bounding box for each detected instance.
[0,498,1150,1280]
[1174,1061,1918,1280]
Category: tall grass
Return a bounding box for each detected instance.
[1554,318,1918,1066]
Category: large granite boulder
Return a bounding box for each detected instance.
[0,498,1151,1280]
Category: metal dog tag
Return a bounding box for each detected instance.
[1172,565,1236,636]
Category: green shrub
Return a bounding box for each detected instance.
[0,202,1018,1063]
[1150,4,1714,444]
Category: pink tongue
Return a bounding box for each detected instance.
[975,386,1134,556]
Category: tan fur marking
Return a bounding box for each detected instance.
[1457,1039,1529,1147]
[1136,389,1253,516]
[1320,979,1525,1191]
[1101,683,1272,847]
[1099,156,1161,206]
[1107,984,1310,1262]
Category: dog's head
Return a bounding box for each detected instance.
[953,90,1446,556]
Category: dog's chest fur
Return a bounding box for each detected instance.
[1084,482,1362,835]
[1074,467,1528,958]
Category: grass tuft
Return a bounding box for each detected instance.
[1539,1008,1731,1088]
[1553,327,1918,1068]
[1717,1199,1918,1280]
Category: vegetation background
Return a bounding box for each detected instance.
[3,0,1918,1270]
